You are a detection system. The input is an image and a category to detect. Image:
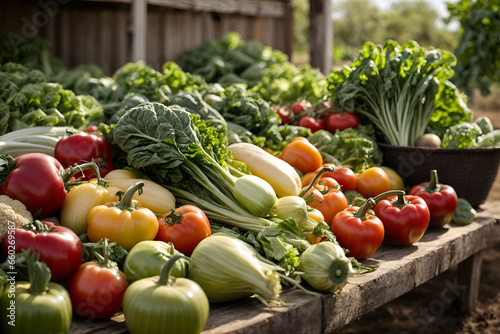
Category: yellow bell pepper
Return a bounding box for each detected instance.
[87,181,159,250]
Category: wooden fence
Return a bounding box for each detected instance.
[1,0,294,75]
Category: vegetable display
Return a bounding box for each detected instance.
[0,32,491,331]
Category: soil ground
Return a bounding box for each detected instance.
[336,91,500,334]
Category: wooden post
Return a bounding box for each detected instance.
[457,250,484,314]
[132,0,147,61]
[309,0,332,74]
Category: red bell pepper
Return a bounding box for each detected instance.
[331,190,404,260]
[373,193,430,246]
[1,220,83,282]
[54,131,114,180]
[408,170,458,229]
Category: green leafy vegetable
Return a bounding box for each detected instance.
[0,62,103,135]
[441,122,482,148]
[327,40,462,146]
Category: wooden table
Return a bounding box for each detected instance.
[70,205,500,334]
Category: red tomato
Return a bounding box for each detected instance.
[1,220,83,282]
[331,206,385,260]
[272,105,293,125]
[313,163,357,191]
[279,137,323,175]
[408,170,458,229]
[303,186,348,225]
[315,101,334,120]
[298,116,325,133]
[326,112,360,133]
[66,260,128,319]
[0,153,68,218]
[290,100,313,115]
[374,194,430,245]
[155,205,212,256]
[83,125,99,133]
[356,167,391,198]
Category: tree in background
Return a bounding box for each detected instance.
[332,0,458,61]
[446,0,500,98]
[292,0,458,63]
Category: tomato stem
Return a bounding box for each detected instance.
[163,209,183,225]
[158,253,189,286]
[22,220,55,233]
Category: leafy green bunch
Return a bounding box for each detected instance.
[0,62,103,135]
[327,40,468,146]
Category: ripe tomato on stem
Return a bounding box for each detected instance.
[66,239,128,319]
[326,112,360,133]
[298,116,325,133]
[272,105,293,125]
[1,220,83,282]
[290,100,313,115]
[155,205,212,256]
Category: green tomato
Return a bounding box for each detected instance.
[0,281,72,334]
[122,254,209,334]
[123,240,187,283]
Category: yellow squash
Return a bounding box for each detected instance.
[104,169,176,215]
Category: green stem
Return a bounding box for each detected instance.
[22,220,54,233]
[113,181,144,211]
[355,190,405,219]
[27,252,51,295]
[61,161,102,185]
[158,253,189,285]
[299,165,334,197]
[423,169,442,192]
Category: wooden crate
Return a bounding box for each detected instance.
[0,0,293,75]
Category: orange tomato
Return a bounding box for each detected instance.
[355,167,391,198]
[279,137,323,175]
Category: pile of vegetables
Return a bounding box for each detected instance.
[0,32,493,334]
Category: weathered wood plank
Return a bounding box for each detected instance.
[69,211,499,334]
[147,0,287,17]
